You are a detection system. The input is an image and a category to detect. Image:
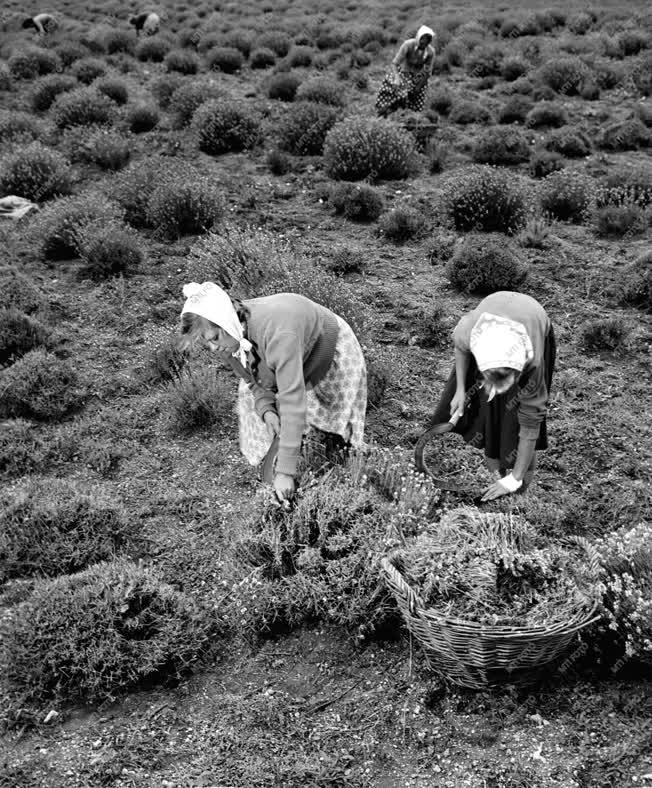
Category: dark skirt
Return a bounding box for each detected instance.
[428,326,556,467]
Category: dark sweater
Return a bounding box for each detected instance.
[243,294,339,476]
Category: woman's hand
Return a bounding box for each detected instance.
[480,474,522,502]
[263,411,280,439]
[480,479,512,502]
[274,472,295,502]
[450,388,466,420]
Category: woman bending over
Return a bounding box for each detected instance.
[376,24,435,117]
[426,291,556,501]
[179,283,367,502]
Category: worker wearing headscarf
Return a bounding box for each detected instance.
[376,24,435,117]
[129,12,161,36]
[22,13,58,35]
[179,283,367,502]
[425,292,556,501]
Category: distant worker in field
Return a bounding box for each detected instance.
[129,11,160,36]
[376,24,435,117]
[423,291,556,501]
[22,12,58,35]
[178,283,367,503]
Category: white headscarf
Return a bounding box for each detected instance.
[181,281,252,366]
[470,313,533,402]
[470,310,534,372]
[415,25,435,53]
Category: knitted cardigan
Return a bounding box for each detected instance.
[242,293,339,476]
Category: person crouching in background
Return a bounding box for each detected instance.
[129,11,160,36]
[22,12,58,36]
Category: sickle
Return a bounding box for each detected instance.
[260,435,296,511]
[414,413,485,502]
[260,435,279,485]
[413,417,456,475]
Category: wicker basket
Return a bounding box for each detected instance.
[381,550,601,689]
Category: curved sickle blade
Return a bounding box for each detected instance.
[260,435,279,485]
[414,421,455,475]
[413,414,482,500]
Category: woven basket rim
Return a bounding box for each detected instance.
[380,554,601,637]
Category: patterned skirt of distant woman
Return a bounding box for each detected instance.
[237,315,367,468]
[375,68,429,115]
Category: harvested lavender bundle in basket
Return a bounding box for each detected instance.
[394,508,601,628]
